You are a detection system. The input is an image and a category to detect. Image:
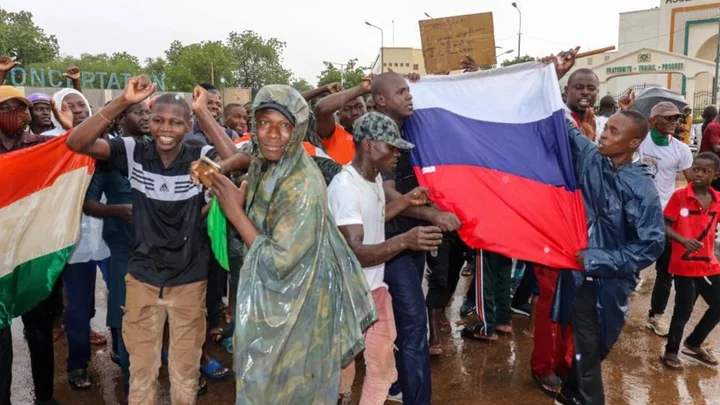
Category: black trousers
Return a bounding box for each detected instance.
[511,262,537,308]
[563,280,605,405]
[666,274,720,354]
[426,232,469,310]
[0,296,56,405]
[206,256,227,330]
[649,240,673,318]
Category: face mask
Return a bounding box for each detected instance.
[0,110,31,137]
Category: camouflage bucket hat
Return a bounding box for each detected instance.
[352,112,414,150]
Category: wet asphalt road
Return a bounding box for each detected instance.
[9,264,719,405]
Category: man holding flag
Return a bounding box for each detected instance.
[371,72,462,404]
[0,85,64,405]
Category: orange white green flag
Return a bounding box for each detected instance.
[0,134,94,328]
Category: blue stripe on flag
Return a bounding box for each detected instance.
[404,108,577,191]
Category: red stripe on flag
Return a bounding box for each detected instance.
[0,133,95,208]
[415,165,587,269]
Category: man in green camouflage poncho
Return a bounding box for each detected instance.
[208,84,376,405]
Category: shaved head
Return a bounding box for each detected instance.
[371,72,404,98]
[370,72,414,124]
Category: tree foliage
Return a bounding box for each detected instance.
[226,30,293,94]
[0,8,59,64]
[501,55,536,67]
[163,40,233,91]
[290,77,313,93]
[316,59,368,88]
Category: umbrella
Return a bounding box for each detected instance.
[632,87,688,119]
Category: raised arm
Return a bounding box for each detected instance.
[191,86,237,160]
[314,80,371,139]
[301,83,337,102]
[0,56,20,85]
[67,75,155,160]
[63,67,83,93]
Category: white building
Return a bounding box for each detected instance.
[563,0,720,110]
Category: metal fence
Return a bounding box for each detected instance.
[693,90,714,122]
[605,83,661,101]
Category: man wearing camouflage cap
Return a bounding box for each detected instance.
[639,101,694,338]
[328,112,443,404]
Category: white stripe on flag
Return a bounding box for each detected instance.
[409,62,565,124]
[0,168,89,276]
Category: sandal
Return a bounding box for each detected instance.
[197,377,208,397]
[90,330,108,346]
[682,344,719,366]
[429,344,443,356]
[660,353,683,369]
[68,369,92,390]
[532,372,562,395]
[209,327,225,343]
[461,325,498,343]
[200,359,231,380]
[496,325,513,336]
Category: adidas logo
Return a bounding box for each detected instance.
[160,183,169,192]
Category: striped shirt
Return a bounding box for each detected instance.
[107,137,217,287]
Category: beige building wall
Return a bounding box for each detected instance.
[563,0,720,107]
[370,48,427,75]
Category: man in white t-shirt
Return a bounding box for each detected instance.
[639,101,693,337]
[328,113,443,404]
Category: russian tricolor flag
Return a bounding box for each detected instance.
[405,63,587,269]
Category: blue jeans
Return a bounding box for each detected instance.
[384,250,431,404]
[63,261,97,372]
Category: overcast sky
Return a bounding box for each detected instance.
[5,0,659,84]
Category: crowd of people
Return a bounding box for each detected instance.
[0,45,718,405]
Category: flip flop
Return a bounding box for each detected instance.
[429,344,443,356]
[660,354,683,370]
[460,326,498,343]
[496,325,513,336]
[90,330,108,345]
[200,359,232,380]
[682,346,719,366]
[68,369,92,390]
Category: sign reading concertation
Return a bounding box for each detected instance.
[7,67,166,91]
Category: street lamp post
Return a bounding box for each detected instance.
[366,22,384,73]
[713,14,720,104]
[324,61,346,87]
[512,2,522,60]
[496,49,514,64]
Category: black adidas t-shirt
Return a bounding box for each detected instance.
[108,137,217,287]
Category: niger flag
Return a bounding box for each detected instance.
[0,135,94,328]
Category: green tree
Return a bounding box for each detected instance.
[0,8,59,64]
[163,40,234,91]
[501,55,536,67]
[144,57,167,77]
[290,77,313,93]
[225,30,293,95]
[316,59,368,88]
